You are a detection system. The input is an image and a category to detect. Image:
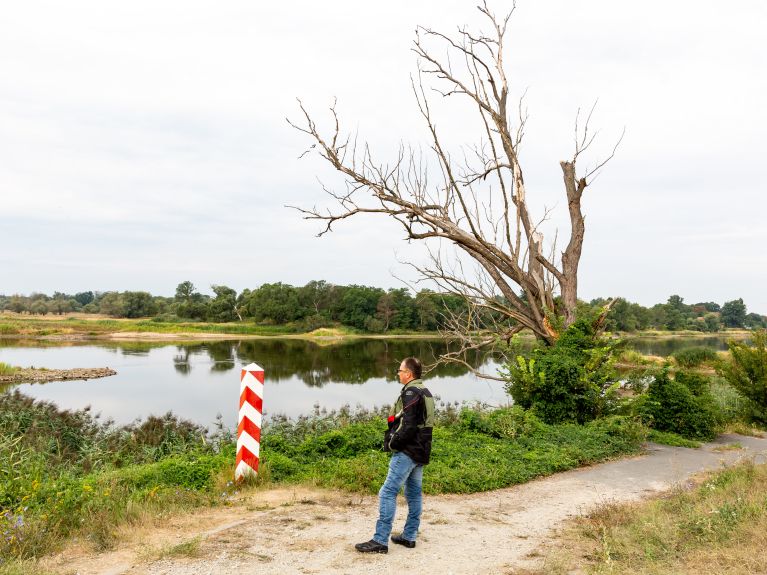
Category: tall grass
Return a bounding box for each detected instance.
[0,362,17,376]
[0,391,234,559]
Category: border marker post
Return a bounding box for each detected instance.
[236,362,264,481]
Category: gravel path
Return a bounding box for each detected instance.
[49,434,767,575]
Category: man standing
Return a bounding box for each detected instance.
[355,356,435,554]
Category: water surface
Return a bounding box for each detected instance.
[0,338,504,429]
[0,335,741,429]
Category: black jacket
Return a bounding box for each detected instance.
[384,380,435,465]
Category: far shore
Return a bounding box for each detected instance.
[0,312,753,343]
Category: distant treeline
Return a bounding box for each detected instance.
[0,282,764,333]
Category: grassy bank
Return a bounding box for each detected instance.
[0,315,312,338]
[0,392,646,562]
[532,459,767,574]
[261,405,646,494]
[0,314,449,340]
[2,313,750,341]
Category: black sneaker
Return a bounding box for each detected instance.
[391,534,416,548]
[355,539,388,554]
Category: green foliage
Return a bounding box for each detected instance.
[721,298,747,328]
[120,291,158,318]
[0,391,234,557]
[0,362,17,376]
[4,285,764,335]
[634,367,721,440]
[673,346,718,368]
[647,429,701,448]
[708,378,749,423]
[260,404,645,494]
[458,405,545,438]
[503,318,623,424]
[0,389,648,559]
[207,285,238,322]
[717,330,767,423]
[745,312,767,329]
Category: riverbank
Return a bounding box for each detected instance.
[0,312,752,342]
[0,314,443,342]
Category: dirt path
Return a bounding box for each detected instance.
[47,434,767,575]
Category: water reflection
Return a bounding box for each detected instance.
[0,338,507,426]
[166,339,494,386]
[626,335,744,357]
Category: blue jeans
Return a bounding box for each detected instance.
[373,451,424,545]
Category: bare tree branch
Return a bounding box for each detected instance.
[288,4,620,368]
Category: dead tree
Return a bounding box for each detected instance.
[288,2,620,366]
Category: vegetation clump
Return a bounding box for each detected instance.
[503,318,623,424]
[672,345,718,368]
[631,367,721,440]
[0,391,232,559]
[260,403,646,494]
[717,330,767,423]
[0,390,648,562]
[1,285,765,337]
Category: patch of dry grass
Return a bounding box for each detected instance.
[526,459,767,574]
[142,536,203,561]
[722,421,765,437]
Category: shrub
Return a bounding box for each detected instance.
[459,405,545,439]
[673,346,718,368]
[717,330,767,423]
[672,346,716,367]
[635,367,721,440]
[503,317,623,424]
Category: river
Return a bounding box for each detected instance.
[0,335,742,429]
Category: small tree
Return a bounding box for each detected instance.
[721,298,747,328]
[717,330,767,423]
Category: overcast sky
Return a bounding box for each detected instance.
[1,1,765,312]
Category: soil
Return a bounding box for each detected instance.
[0,367,116,385]
[44,433,767,575]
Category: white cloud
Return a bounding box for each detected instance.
[1,0,766,311]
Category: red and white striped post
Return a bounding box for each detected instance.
[236,362,264,481]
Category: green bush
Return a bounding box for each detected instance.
[636,368,721,440]
[503,317,623,424]
[459,405,545,438]
[717,330,767,423]
[673,346,718,368]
